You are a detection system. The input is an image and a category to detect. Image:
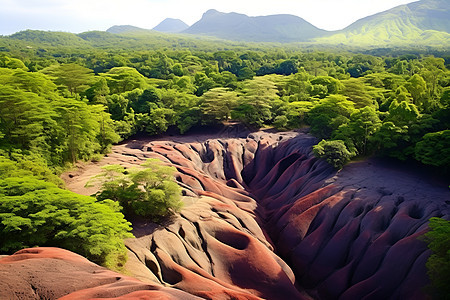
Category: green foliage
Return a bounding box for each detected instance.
[0,66,118,166]
[0,55,28,70]
[307,95,356,139]
[369,122,409,157]
[93,159,183,221]
[201,87,238,123]
[0,156,63,187]
[103,67,148,94]
[415,130,450,169]
[0,35,448,182]
[41,63,95,97]
[342,78,382,108]
[0,176,133,269]
[232,76,279,128]
[333,107,382,155]
[313,140,353,169]
[388,100,420,126]
[423,217,450,299]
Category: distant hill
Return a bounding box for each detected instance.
[106,25,152,34]
[183,9,327,43]
[153,18,189,33]
[8,30,89,47]
[316,0,450,46]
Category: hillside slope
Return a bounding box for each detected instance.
[316,0,450,46]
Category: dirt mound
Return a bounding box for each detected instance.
[0,247,199,300]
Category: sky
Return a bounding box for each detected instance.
[0,0,419,35]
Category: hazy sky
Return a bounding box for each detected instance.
[0,0,419,35]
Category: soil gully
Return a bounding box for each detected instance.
[64,130,450,300]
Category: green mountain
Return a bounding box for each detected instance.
[183,9,327,43]
[8,30,89,47]
[153,18,189,33]
[316,0,450,46]
[106,25,152,34]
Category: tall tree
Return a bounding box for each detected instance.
[201,88,238,123]
[41,63,94,97]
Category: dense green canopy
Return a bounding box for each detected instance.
[0,32,448,280]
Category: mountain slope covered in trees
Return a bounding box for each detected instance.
[316,0,450,46]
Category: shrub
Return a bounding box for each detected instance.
[313,139,353,169]
[423,217,450,299]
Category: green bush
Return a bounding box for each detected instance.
[0,155,64,187]
[313,139,354,169]
[93,159,183,221]
[423,217,450,299]
[0,176,133,270]
[415,130,450,169]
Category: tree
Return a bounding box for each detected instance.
[177,108,202,134]
[422,217,450,299]
[275,60,298,75]
[342,78,380,108]
[145,108,177,135]
[280,70,311,101]
[84,77,110,105]
[0,156,63,187]
[313,139,353,169]
[415,130,450,169]
[310,76,343,95]
[232,76,279,128]
[103,67,148,94]
[369,121,409,158]
[213,51,236,72]
[307,95,355,139]
[0,85,56,150]
[93,159,183,221]
[406,74,427,109]
[201,88,238,123]
[420,56,445,99]
[55,100,117,164]
[41,63,94,97]
[0,55,28,70]
[131,87,161,114]
[194,72,216,96]
[333,106,382,155]
[0,68,59,99]
[0,176,132,270]
[388,100,420,126]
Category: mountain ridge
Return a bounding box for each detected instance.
[182,9,328,42]
[153,18,189,33]
[7,0,450,47]
[106,25,152,34]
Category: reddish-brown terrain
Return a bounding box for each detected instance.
[1,130,449,299]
